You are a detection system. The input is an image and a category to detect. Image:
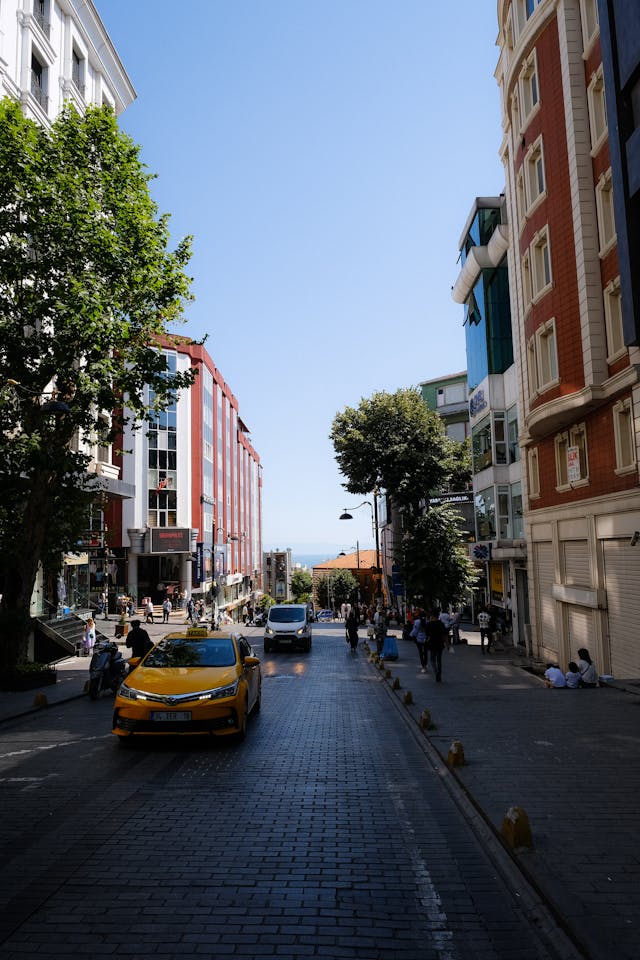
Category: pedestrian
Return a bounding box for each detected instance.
[242,603,249,624]
[186,596,195,623]
[145,598,154,624]
[577,648,599,687]
[97,592,109,621]
[544,663,567,688]
[439,608,452,645]
[127,596,135,617]
[82,617,96,656]
[478,605,491,654]
[346,610,359,653]
[127,620,153,660]
[410,611,429,673]
[426,610,449,682]
[162,597,172,623]
[450,609,461,644]
[374,606,387,655]
[565,662,581,688]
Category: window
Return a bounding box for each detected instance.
[525,137,546,211]
[494,413,508,465]
[436,382,466,407]
[587,67,607,152]
[555,431,570,489]
[556,424,589,488]
[515,0,544,36]
[446,421,468,442]
[34,0,50,38]
[516,168,526,226]
[596,169,616,254]
[531,228,552,299]
[511,482,524,538]
[472,417,493,473]
[536,318,559,390]
[580,0,599,50]
[522,250,532,310]
[527,335,538,396]
[613,399,635,473]
[511,90,521,138]
[604,278,625,361]
[497,485,511,538]
[507,406,520,462]
[520,52,540,124]
[30,52,48,112]
[475,486,496,541]
[72,48,85,97]
[528,447,540,498]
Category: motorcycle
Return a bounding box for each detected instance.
[87,640,128,700]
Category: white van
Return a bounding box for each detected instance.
[264,604,312,653]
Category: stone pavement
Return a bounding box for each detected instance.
[1,619,639,959]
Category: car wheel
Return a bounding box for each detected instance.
[263,641,271,654]
[253,683,261,713]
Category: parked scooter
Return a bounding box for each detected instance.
[88,640,128,700]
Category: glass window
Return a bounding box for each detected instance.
[472,417,493,473]
[497,485,510,538]
[587,67,607,151]
[613,399,635,472]
[494,413,507,465]
[604,278,625,361]
[528,447,540,498]
[532,229,552,298]
[555,431,570,488]
[475,487,496,541]
[511,482,524,538]
[536,319,559,389]
[525,138,545,210]
[580,0,599,49]
[520,51,540,122]
[596,169,616,253]
[507,406,520,462]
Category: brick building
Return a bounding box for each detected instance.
[496,0,640,676]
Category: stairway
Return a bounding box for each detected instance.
[34,613,110,663]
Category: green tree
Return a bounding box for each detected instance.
[315,570,357,611]
[291,569,313,602]
[0,100,196,669]
[400,504,476,609]
[330,388,449,513]
[330,388,476,608]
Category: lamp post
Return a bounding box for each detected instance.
[339,490,382,605]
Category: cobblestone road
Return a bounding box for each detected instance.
[0,626,579,960]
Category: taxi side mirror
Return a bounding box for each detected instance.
[243,655,260,667]
[128,657,141,667]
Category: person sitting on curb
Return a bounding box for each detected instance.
[544,663,567,688]
[565,662,581,688]
[577,648,599,687]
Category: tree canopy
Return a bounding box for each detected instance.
[291,569,313,602]
[330,387,476,608]
[0,99,196,667]
[314,570,358,611]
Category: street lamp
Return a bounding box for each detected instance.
[339,490,382,604]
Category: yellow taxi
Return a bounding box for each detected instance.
[112,627,261,743]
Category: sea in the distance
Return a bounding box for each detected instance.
[292,553,335,570]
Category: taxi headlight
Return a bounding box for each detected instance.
[296,626,305,635]
[118,684,145,701]
[265,627,275,636]
[198,680,239,702]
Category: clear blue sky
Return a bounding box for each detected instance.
[99,1,504,558]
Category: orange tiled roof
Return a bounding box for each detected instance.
[312,550,377,571]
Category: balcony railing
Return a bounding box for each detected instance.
[34,12,51,39]
[30,73,48,112]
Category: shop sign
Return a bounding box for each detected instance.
[150,528,190,554]
[489,562,504,595]
[567,446,581,482]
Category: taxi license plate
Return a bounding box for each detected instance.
[150,711,191,722]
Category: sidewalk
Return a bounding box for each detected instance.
[0,609,211,724]
[366,626,640,960]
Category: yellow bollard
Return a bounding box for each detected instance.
[447,740,465,767]
[419,708,431,730]
[32,692,48,708]
[403,690,414,705]
[392,677,401,690]
[500,806,533,849]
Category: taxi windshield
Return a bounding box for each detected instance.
[144,637,236,668]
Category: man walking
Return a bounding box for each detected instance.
[478,605,491,654]
[162,597,172,623]
[127,620,153,660]
[426,610,449,682]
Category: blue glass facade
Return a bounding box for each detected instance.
[464,261,513,392]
